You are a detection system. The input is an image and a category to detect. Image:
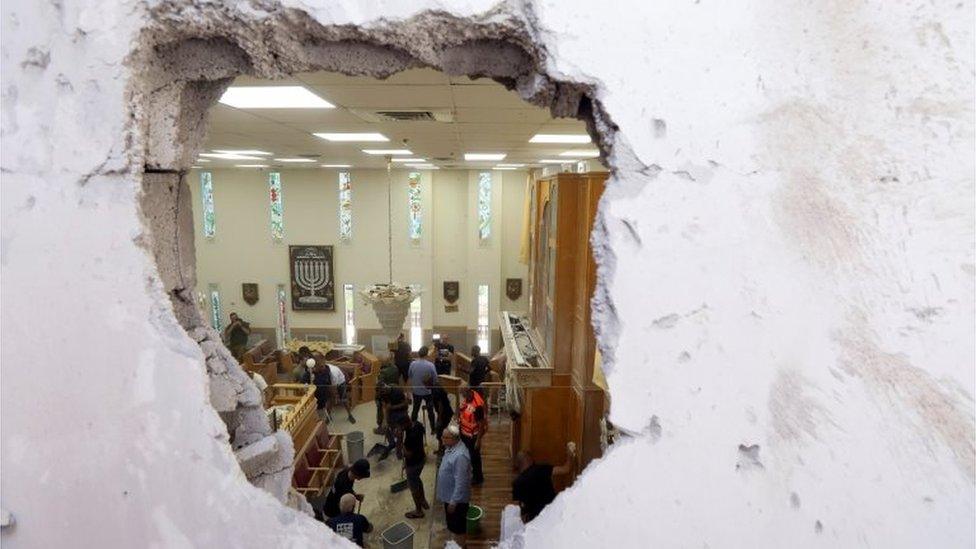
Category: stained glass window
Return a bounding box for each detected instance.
[338,171,352,241]
[208,283,222,331]
[407,172,422,241]
[200,171,215,238]
[409,284,422,351]
[478,171,492,240]
[477,284,489,352]
[343,283,356,345]
[268,171,284,241]
[276,284,290,348]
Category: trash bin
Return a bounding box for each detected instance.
[381,521,415,549]
[466,504,484,536]
[346,431,364,463]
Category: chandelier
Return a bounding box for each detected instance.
[361,156,419,339]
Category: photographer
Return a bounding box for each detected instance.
[222,312,251,360]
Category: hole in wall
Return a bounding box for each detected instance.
[132,8,623,545]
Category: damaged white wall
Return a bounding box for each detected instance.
[1,1,973,548]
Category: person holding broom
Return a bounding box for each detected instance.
[397,414,430,519]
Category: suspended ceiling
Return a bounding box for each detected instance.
[199,68,594,170]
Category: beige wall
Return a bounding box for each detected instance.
[188,167,528,346]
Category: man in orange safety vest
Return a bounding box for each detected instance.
[458,385,487,485]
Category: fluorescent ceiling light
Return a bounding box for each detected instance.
[529,134,591,144]
[274,158,316,163]
[410,165,439,170]
[191,166,203,169]
[496,163,525,168]
[219,86,334,109]
[315,132,389,142]
[321,164,352,168]
[392,158,426,163]
[539,159,568,164]
[362,149,412,155]
[196,159,211,163]
[199,152,262,160]
[464,153,506,161]
[559,150,600,158]
[235,164,269,168]
[494,167,518,170]
[213,149,271,156]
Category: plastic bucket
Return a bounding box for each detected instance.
[466,504,484,535]
[381,521,415,549]
[346,431,364,463]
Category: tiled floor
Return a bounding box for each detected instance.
[326,399,441,548]
[325,399,514,548]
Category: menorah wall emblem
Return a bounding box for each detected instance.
[295,258,330,303]
[288,245,335,311]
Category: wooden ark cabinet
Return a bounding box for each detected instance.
[517,171,608,481]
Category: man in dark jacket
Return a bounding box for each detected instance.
[469,345,490,397]
[301,358,332,422]
[394,332,412,383]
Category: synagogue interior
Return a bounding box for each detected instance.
[189,68,612,547]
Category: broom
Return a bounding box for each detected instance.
[390,466,409,493]
[391,404,429,493]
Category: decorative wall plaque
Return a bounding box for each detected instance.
[443,281,459,304]
[506,278,523,301]
[289,245,335,311]
[242,283,259,305]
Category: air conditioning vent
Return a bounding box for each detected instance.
[376,111,436,121]
[432,156,453,162]
[349,109,454,123]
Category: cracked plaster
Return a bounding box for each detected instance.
[1,1,974,548]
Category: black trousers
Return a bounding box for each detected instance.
[460,433,483,483]
[410,394,436,432]
[375,396,384,427]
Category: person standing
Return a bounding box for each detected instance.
[432,335,455,376]
[325,493,373,547]
[407,346,437,431]
[398,415,430,519]
[512,443,577,522]
[379,383,410,460]
[436,425,472,548]
[374,357,401,435]
[395,332,412,383]
[468,345,490,397]
[223,312,251,360]
[458,386,487,485]
[322,458,371,519]
[426,375,454,454]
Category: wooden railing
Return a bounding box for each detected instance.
[478,381,507,424]
[271,384,317,450]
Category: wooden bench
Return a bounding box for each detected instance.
[242,339,279,385]
[292,421,344,498]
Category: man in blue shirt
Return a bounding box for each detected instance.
[436,425,472,547]
[407,346,438,432]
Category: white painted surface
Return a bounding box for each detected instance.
[1,1,972,548]
[188,167,527,330]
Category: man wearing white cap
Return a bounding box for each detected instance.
[326,361,356,424]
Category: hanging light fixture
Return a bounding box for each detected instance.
[360,155,421,339]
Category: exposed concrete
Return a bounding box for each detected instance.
[1,1,973,548]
